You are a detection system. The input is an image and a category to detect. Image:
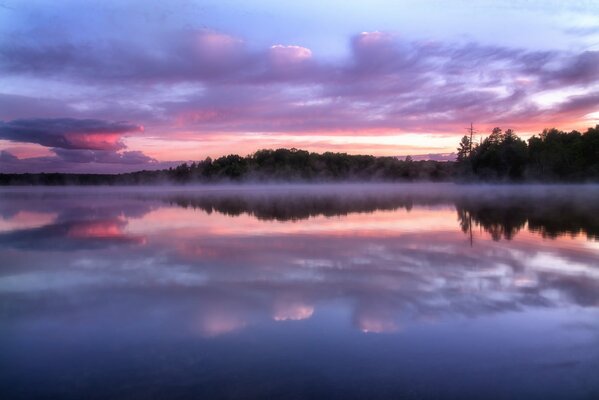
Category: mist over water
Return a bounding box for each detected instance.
[1,184,598,399]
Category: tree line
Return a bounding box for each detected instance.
[457,125,599,181]
[0,149,454,185]
[1,125,597,185]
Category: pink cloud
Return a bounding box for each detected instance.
[269,45,312,65]
[0,118,143,151]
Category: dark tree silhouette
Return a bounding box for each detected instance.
[457,136,472,162]
[0,148,455,185]
[467,127,528,180]
[457,125,598,181]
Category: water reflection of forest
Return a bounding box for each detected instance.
[456,200,599,241]
[166,188,599,240]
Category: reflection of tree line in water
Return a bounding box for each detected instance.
[168,193,599,240]
[2,188,594,242]
[456,202,599,241]
[169,194,416,221]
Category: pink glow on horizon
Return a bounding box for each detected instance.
[125,130,461,161]
[128,109,597,162]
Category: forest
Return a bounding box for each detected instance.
[1,125,598,185]
[0,149,454,184]
[457,125,599,180]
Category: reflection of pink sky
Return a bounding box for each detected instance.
[127,204,599,275]
[127,206,458,237]
[0,210,57,232]
[273,301,314,321]
[66,219,147,245]
[192,312,246,337]
[356,315,400,334]
[125,203,599,298]
[67,220,125,238]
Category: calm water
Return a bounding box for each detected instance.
[1,184,598,399]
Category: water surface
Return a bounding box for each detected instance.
[1,184,598,399]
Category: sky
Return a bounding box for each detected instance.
[0,0,598,173]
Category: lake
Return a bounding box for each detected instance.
[1,184,598,399]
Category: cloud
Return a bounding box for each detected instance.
[550,91,599,118]
[0,149,164,174]
[0,150,18,162]
[0,118,142,150]
[270,45,312,64]
[1,22,598,168]
[0,118,162,172]
[52,148,156,164]
[133,32,598,134]
[544,51,599,86]
[0,29,257,83]
[0,93,77,120]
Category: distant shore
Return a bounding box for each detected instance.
[3,125,598,185]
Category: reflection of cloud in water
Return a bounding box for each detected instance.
[0,218,147,250]
[354,308,400,334]
[0,210,57,232]
[0,192,155,250]
[193,312,247,337]
[273,300,314,321]
[357,317,399,334]
[0,185,597,335]
[67,219,127,238]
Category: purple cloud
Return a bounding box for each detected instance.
[52,148,156,164]
[0,149,166,174]
[0,150,19,162]
[544,51,599,86]
[0,118,162,172]
[0,118,142,150]
[1,23,598,172]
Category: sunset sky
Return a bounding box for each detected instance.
[1,0,598,173]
